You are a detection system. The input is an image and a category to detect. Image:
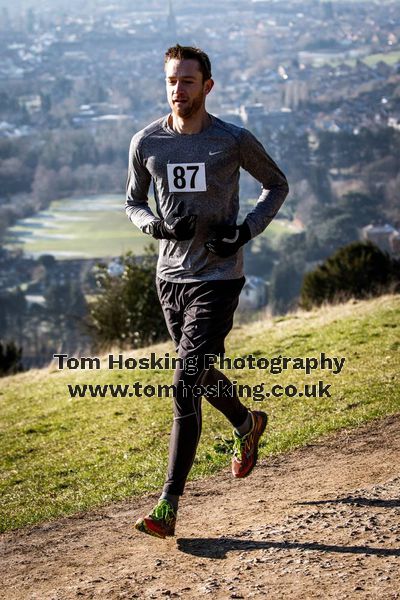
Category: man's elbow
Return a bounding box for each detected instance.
[272,176,289,200]
[280,175,289,197]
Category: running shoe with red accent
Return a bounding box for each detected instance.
[134,499,176,539]
[231,410,268,478]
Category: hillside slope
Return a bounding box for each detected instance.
[1,414,399,599]
[0,294,399,534]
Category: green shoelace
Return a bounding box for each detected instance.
[150,500,176,524]
[233,430,251,459]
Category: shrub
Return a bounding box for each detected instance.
[89,246,167,349]
[0,341,23,377]
[300,241,399,309]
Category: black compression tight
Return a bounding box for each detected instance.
[162,360,249,496]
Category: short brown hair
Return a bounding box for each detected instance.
[164,44,212,82]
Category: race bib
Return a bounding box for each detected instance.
[167,163,206,192]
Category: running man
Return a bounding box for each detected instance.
[125,44,289,538]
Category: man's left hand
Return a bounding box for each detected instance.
[205,222,251,258]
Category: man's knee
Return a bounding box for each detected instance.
[172,363,204,417]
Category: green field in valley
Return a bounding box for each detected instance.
[259,218,302,249]
[314,49,400,69]
[4,195,149,259]
[5,193,300,260]
[363,50,400,67]
[0,294,399,532]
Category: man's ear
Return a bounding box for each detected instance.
[204,78,214,95]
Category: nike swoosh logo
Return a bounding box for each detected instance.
[222,230,239,243]
[209,150,223,156]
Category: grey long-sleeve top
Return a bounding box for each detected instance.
[125,114,289,282]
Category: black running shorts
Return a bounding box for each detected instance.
[156,276,246,359]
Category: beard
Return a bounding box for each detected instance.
[172,89,205,119]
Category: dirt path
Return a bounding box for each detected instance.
[1,415,400,600]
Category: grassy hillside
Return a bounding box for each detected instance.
[0,294,399,533]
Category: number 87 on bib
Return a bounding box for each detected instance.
[167,163,207,192]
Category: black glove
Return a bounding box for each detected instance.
[149,201,197,241]
[205,222,251,258]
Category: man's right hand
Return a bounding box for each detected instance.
[149,201,197,241]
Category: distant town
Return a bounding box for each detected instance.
[1,0,400,136]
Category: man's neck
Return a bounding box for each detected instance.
[169,111,211,135]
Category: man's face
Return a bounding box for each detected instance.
[165,58,213,119]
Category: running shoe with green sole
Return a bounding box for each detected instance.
[134,499,177,539]
[232,410,268,478]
